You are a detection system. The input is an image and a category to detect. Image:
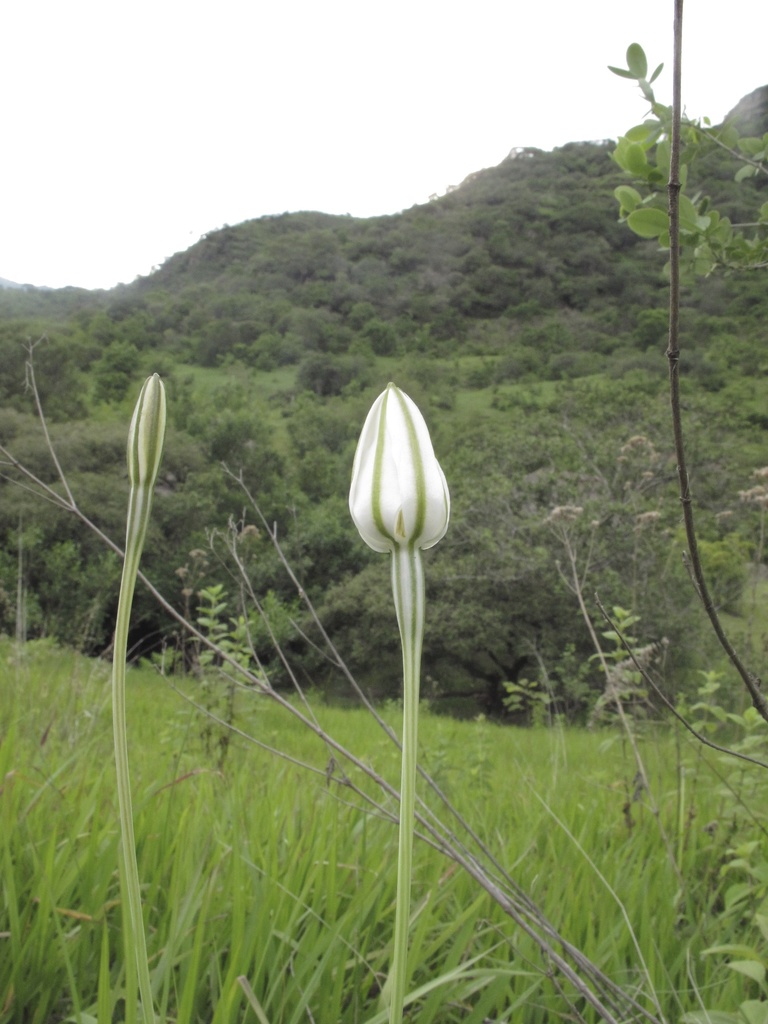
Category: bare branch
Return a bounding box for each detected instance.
[664,0,768,722]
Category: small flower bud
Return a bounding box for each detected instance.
[127,374,166,490]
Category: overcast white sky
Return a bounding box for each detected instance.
[2,0,766,291]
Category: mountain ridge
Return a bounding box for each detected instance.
[3,84,765,300]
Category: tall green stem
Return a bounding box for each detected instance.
[388,541,425,1024]
[112,374,165,1024]
[113,480,156,1024]
[348,381,447,1021]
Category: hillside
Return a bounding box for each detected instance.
[1,90,767,719]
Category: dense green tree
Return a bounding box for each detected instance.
[1,84,766,714]
[93,340,141,403]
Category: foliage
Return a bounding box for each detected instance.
[0,79,766,714]
[502,676,552,725]
[610,44,768,275]
[196,584,251,670]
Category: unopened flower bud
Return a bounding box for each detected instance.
[127,373,166,491]
[349,383,450,553]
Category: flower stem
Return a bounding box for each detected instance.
[113,481,156,1024]
[388,542,425,1024]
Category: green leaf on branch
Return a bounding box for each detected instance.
[627,207,669,239]
[608,65,636,80]
[735,164,758,183]
[614,185,642,215]
[626,43,648,79]
[712,215,734,244]
[678,194,701,233]
[624,142,650,176]
[624,123,656,144]
[737,136,766,157]
[718,124,741,149]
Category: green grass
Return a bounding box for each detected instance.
[2,638,767,1022]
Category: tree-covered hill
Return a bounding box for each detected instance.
[1,86,766,719]
[115,141,667,375]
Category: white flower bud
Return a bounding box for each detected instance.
[349,383,450,552]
